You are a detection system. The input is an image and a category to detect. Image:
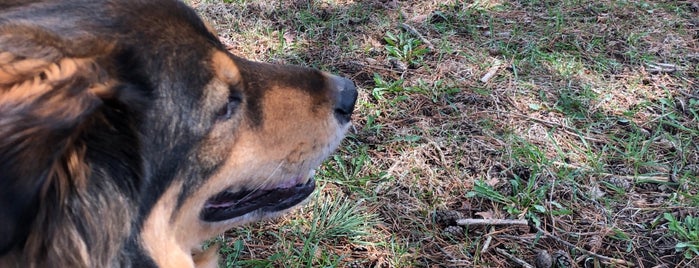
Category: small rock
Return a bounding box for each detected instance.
[534,250,553,268]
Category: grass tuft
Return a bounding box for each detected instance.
[665,213,699,259]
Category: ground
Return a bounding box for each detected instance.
[189,0,698,267]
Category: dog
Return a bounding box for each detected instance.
[0,0,357,267]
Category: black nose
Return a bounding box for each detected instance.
[331,75,358,124]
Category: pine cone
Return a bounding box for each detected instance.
[433,210,463,227]
[441,225,464,238]
[552,250,572,268]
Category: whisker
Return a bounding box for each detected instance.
[257,161,285,190]
[237,161,286,201]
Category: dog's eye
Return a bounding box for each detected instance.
[216,93,242,121]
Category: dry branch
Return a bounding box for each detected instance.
[480,226,495,254]
[456,218,529,226]
[349,60,403,73]
[646,62,678,74]
[495,248,534,268]
[399,23,435,51]
[512,113,605,142]
[553,161,670,182]
[480,59,502,83]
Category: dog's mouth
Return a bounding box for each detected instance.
[200,173,316,222]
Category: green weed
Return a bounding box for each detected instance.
[371,73,405,102]
[319,145,385,197]
[408,79,461,103]
[467,178,550,227]
[384,31,429,68]
[664,213,699,259]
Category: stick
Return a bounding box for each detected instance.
[349,60,403,73]
[532,224,635,267]
[399,23,435,50]
[646,62,678,74]
[511,112,605,143]
[456,218,529,226]
[480,226,495,254]
[552,161,670,183]
[495,248,535,268]
[480,59,502,83]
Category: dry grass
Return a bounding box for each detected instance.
[191,0,698,267]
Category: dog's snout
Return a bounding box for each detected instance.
[330,75,358,125]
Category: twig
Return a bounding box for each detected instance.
[480,59,502,83]
[511,112,605,143]
[632,175,671,183]
[457,218,529,226]
[399,23,435,50]
[546,168,558,236]
[495,234,538,242]
[480,226,495,254]
[552,161,670,183]
[495,248,535,268]
[678,89,698,98]
[349,60,403,73]
[429,237,461,262]
[646,62,678,74]
[532,224,635,267]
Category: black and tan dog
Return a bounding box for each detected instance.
[0,0,357,267]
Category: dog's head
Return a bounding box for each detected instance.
[0,0,357,267]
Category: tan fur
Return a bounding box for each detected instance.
[211,51,241,86]
[0,53,49,84]
[192,244,220,268]
[141,183,195,268]
[0,57,114,120]
[196,51,243,168]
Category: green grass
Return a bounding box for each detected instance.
[192,0,699,266]
[665,213,699,259]
[219,190,377,267]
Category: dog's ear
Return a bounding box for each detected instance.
[0,27,117,253]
